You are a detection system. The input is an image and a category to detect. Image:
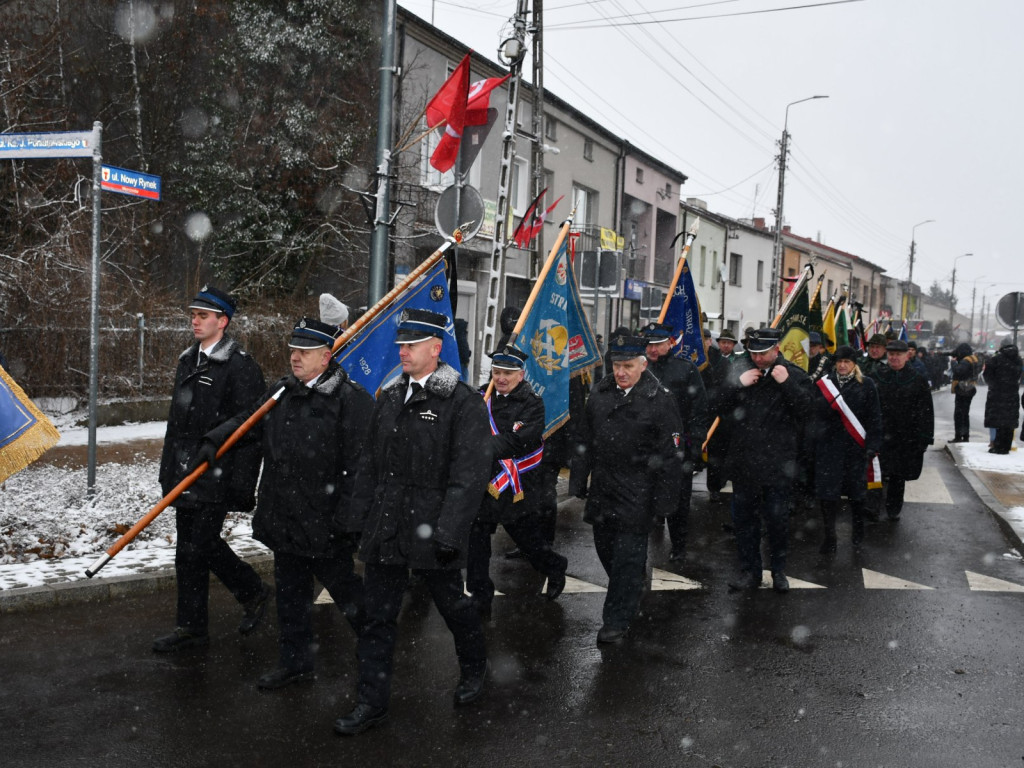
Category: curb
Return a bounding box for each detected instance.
[944,445,1024,552]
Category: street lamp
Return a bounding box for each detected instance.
[768,94,829,320]
[903,218,934,319]
[949,252,973,339]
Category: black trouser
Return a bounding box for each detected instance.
[992,427,1015,453]
[357,563,486,709]
[592,520,649,631]
[666,471,694,554]
[273,550,364,671]
[466,516,567,608]
[953,393,975,439]
[174,505,263,631]
[884,477,907,519]
[534,464,561,546]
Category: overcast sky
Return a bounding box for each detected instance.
[398,0,1024,317]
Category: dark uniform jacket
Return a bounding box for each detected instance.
[718,355,813,485]
[859,354,888,379]
[569,370,684,532]
[206,362,372,558]
[870,365,934,480]
[159,335,265,512]
[807,352,833,382]
[648,355,709,465]
[477,379,545,526]
[983,345,1023,429]
[349,363,491,570]
[810,371,882,499]
[699,345,732,417]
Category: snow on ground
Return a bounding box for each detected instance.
[53,420,167,446]
[954,441,1024,474]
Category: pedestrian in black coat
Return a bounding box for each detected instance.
[335,309,491,736]
[717,328,813,593]
[700,336,732,503]
[569,334,684,644]
[203,318,373,690]
[810,346,882,553]
[153,286,269,654]
[949,342,979,442]
[641,321,709,562]
[870,339,934,520]
[466,348,567,618]
[983,339,1023,453]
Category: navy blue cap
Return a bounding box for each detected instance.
[745,328,782,353]
[886,339,909,352]
[490,346,528,370]
[395,308,449,344]
[607,332,648,361]
[640,322,675,344]
[189,285,236,319]
[288,317,339,349]
[808,331,823,345]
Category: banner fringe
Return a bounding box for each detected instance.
[0,366,60,484]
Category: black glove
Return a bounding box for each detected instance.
[433,540,459,565]
[188,439,219,472]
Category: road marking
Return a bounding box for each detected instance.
[758,570,827,589]
[862,568,934,590]
[650,568,702,590]
[903,466,953,504]
[965,570,1024,592]
[560,575,607,594]
[314,589,332,605]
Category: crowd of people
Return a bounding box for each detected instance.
[150,285,1023,736]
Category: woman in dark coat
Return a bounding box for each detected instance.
[949,342,979,442]
[810,346,882,553]
[871,341,934,520]
[983,339,1023,453]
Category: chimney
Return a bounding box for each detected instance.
[753,217,766,230]
[685,197,708,211]
[783,225,791,234]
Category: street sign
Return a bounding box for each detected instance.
[434,183,484,241]
[0,129,97,158]
[101,165,161,200]
[995,292,1024,329]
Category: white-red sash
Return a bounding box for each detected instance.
[816,377,882,489]
[485,398,543,502]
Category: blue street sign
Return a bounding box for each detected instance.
[101,165,161,201]
[0,130,96,158]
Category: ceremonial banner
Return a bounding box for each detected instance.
[512,241,601,435]
[777,278,811,370]
[0,365,60,483]
[834,297,850,348]
[808,279,825,338]
[425,54,470,173]
[662,259,708,370]
[822,298,838,353]
[334,261,461,397]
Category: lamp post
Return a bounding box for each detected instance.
[949,252,973,340]
[768,94,829,321]
[904,218,934,319]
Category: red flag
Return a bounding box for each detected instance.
[466,74,511,126]
[511,188,547,248]
[426,55,471,173]
[514,194,564,249]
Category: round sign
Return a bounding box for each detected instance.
[434,184,484,242]
[995,292,1024,329]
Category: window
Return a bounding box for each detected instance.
[583,138,593,162]
[635,167,644,184]
[729,253,743,287]
[712,250,719,287]
[510,156,530,214]
[827,279,834,299]
[756,260,764,291]
[699,245,706,287]
[571,183,598,229]
[545,116,557,141]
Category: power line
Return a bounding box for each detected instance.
[547,0,865,30]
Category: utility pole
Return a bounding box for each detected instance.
[479,0,529,381]
[367,0,399,305]
[530,0,545,275]
[904,219,934,319]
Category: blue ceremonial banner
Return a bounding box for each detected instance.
[0,365,60,483]
[513,241,601,436]
[663,258,708,370]
[334,261,461,397]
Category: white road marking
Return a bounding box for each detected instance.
[862,568,934,590]
[903,466,954,504]
[757,570,826,589]
[965,570,1024,592]
[650,567,702,590]
[559,574,607,594]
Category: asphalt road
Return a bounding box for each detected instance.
[2,394,1023,767]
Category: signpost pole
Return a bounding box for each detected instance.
[87,122,102,494]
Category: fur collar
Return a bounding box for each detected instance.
[179,334,241,363]
[383,362,462,399]
[596,368,662,398]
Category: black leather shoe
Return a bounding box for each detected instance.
[546,571,566,601]
[238,582,272,635]
[257,666,315,690]
[334,703,389,735]
[152,627,209,653]
[772,572,790,593]
[453,668,487,706]
[597,625,627,644]
[728,573,761,591]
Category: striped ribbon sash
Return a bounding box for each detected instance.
[816,377,882,489]
[485,397,544,502]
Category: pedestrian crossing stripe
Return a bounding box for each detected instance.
[558,575,607,594]
[862,568,934,590]
[965,570,1024,592]
[650,568,702,590]
[757,570,827,589]
[314,589,332,605]
[903,466,954,505]
[462,585,505,598]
